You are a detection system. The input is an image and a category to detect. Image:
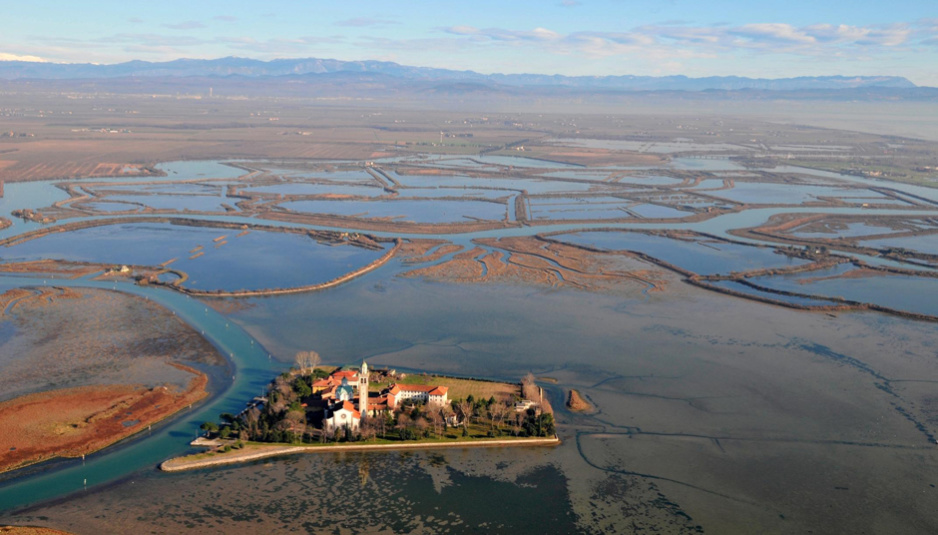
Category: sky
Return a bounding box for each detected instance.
[1,1,936,85]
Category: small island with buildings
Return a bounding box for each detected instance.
[160,355,558,472]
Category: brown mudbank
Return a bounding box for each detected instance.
[0,287,225,472]
[567,389,592,412]
[0,363,207,473]
[402,235,670,295]
[0,527,77,535]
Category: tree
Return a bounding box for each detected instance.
[200,421,219,435]
[243,407,261,440]
[441,405,455,431]
[428,410,444,437]
[511,411,524,436]
[396,413,411,434]
[414,416,429,438]
[457,399,474,433]
[294,350,321,375]
[283,409,306,441]
[293,376,312,398]
[361,418,379,442]
[489,402,509,434]
[522,372,538,401]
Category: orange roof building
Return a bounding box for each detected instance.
[323,400,361,434]
[387,384,449,410]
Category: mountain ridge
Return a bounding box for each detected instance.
[0,56,919,91]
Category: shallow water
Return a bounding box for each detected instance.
[242,182,384,197]
[752,267,938,316]
[3,222,387,291]
[556,231,808,275]
[3,157,938,533]
[706,182,883,205]
[862,234,938,256]
[280,198,508,223]
[709,280,843,307]
[103,194,231,212]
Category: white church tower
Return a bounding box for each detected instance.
[359,361,369,419]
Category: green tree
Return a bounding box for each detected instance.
[200,421,219,434]
[293,376,312,398]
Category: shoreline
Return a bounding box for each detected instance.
[0,368,209,475]
[159,436,561,472]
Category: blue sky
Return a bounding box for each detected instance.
[2,1,937,85]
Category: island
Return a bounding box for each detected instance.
[161,359,559,472]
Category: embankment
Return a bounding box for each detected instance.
[161,238,402,297]
[160,436,561,472]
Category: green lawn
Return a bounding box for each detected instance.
[370,374,520,402]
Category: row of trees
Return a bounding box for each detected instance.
[202,353,330,443]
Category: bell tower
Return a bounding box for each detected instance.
[359,361,369,419]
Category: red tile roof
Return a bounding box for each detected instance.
[331,371,359,381]
[388,384,448,395]
[339,400,361,419]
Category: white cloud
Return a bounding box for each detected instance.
[439,20,925,60]
[0,52,47,62]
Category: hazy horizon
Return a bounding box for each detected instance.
[1,1,936,85]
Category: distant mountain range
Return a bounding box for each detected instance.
[0,56,920,92]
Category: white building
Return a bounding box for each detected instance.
[323,401,361,434]
[387,384,449,410]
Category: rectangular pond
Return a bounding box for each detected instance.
[240,183,385,197]
[750,266,938,317]
[861,234,938,256]
[555,231,810,275]
[280,199,507,223]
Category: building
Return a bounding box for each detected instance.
[334,377,355,402]
[359,361,369,419]
[312,369,361,395]
[321,361,374,435]
[322,400,361,434]
[319,362,450,435]
[387,384,449,410]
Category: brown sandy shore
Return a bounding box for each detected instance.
[567,389,592,412]
[0,364,208,474]
[0,287,225,474]
[160,437,560,473]
[0,526,76,535]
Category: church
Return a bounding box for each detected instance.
[321,361,448,436]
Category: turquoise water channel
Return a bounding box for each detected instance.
[0,276,281,511]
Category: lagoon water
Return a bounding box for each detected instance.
[2,158,938,533]
[557,231,809,275]
[3,222,388,291]
[281,198,508,223]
